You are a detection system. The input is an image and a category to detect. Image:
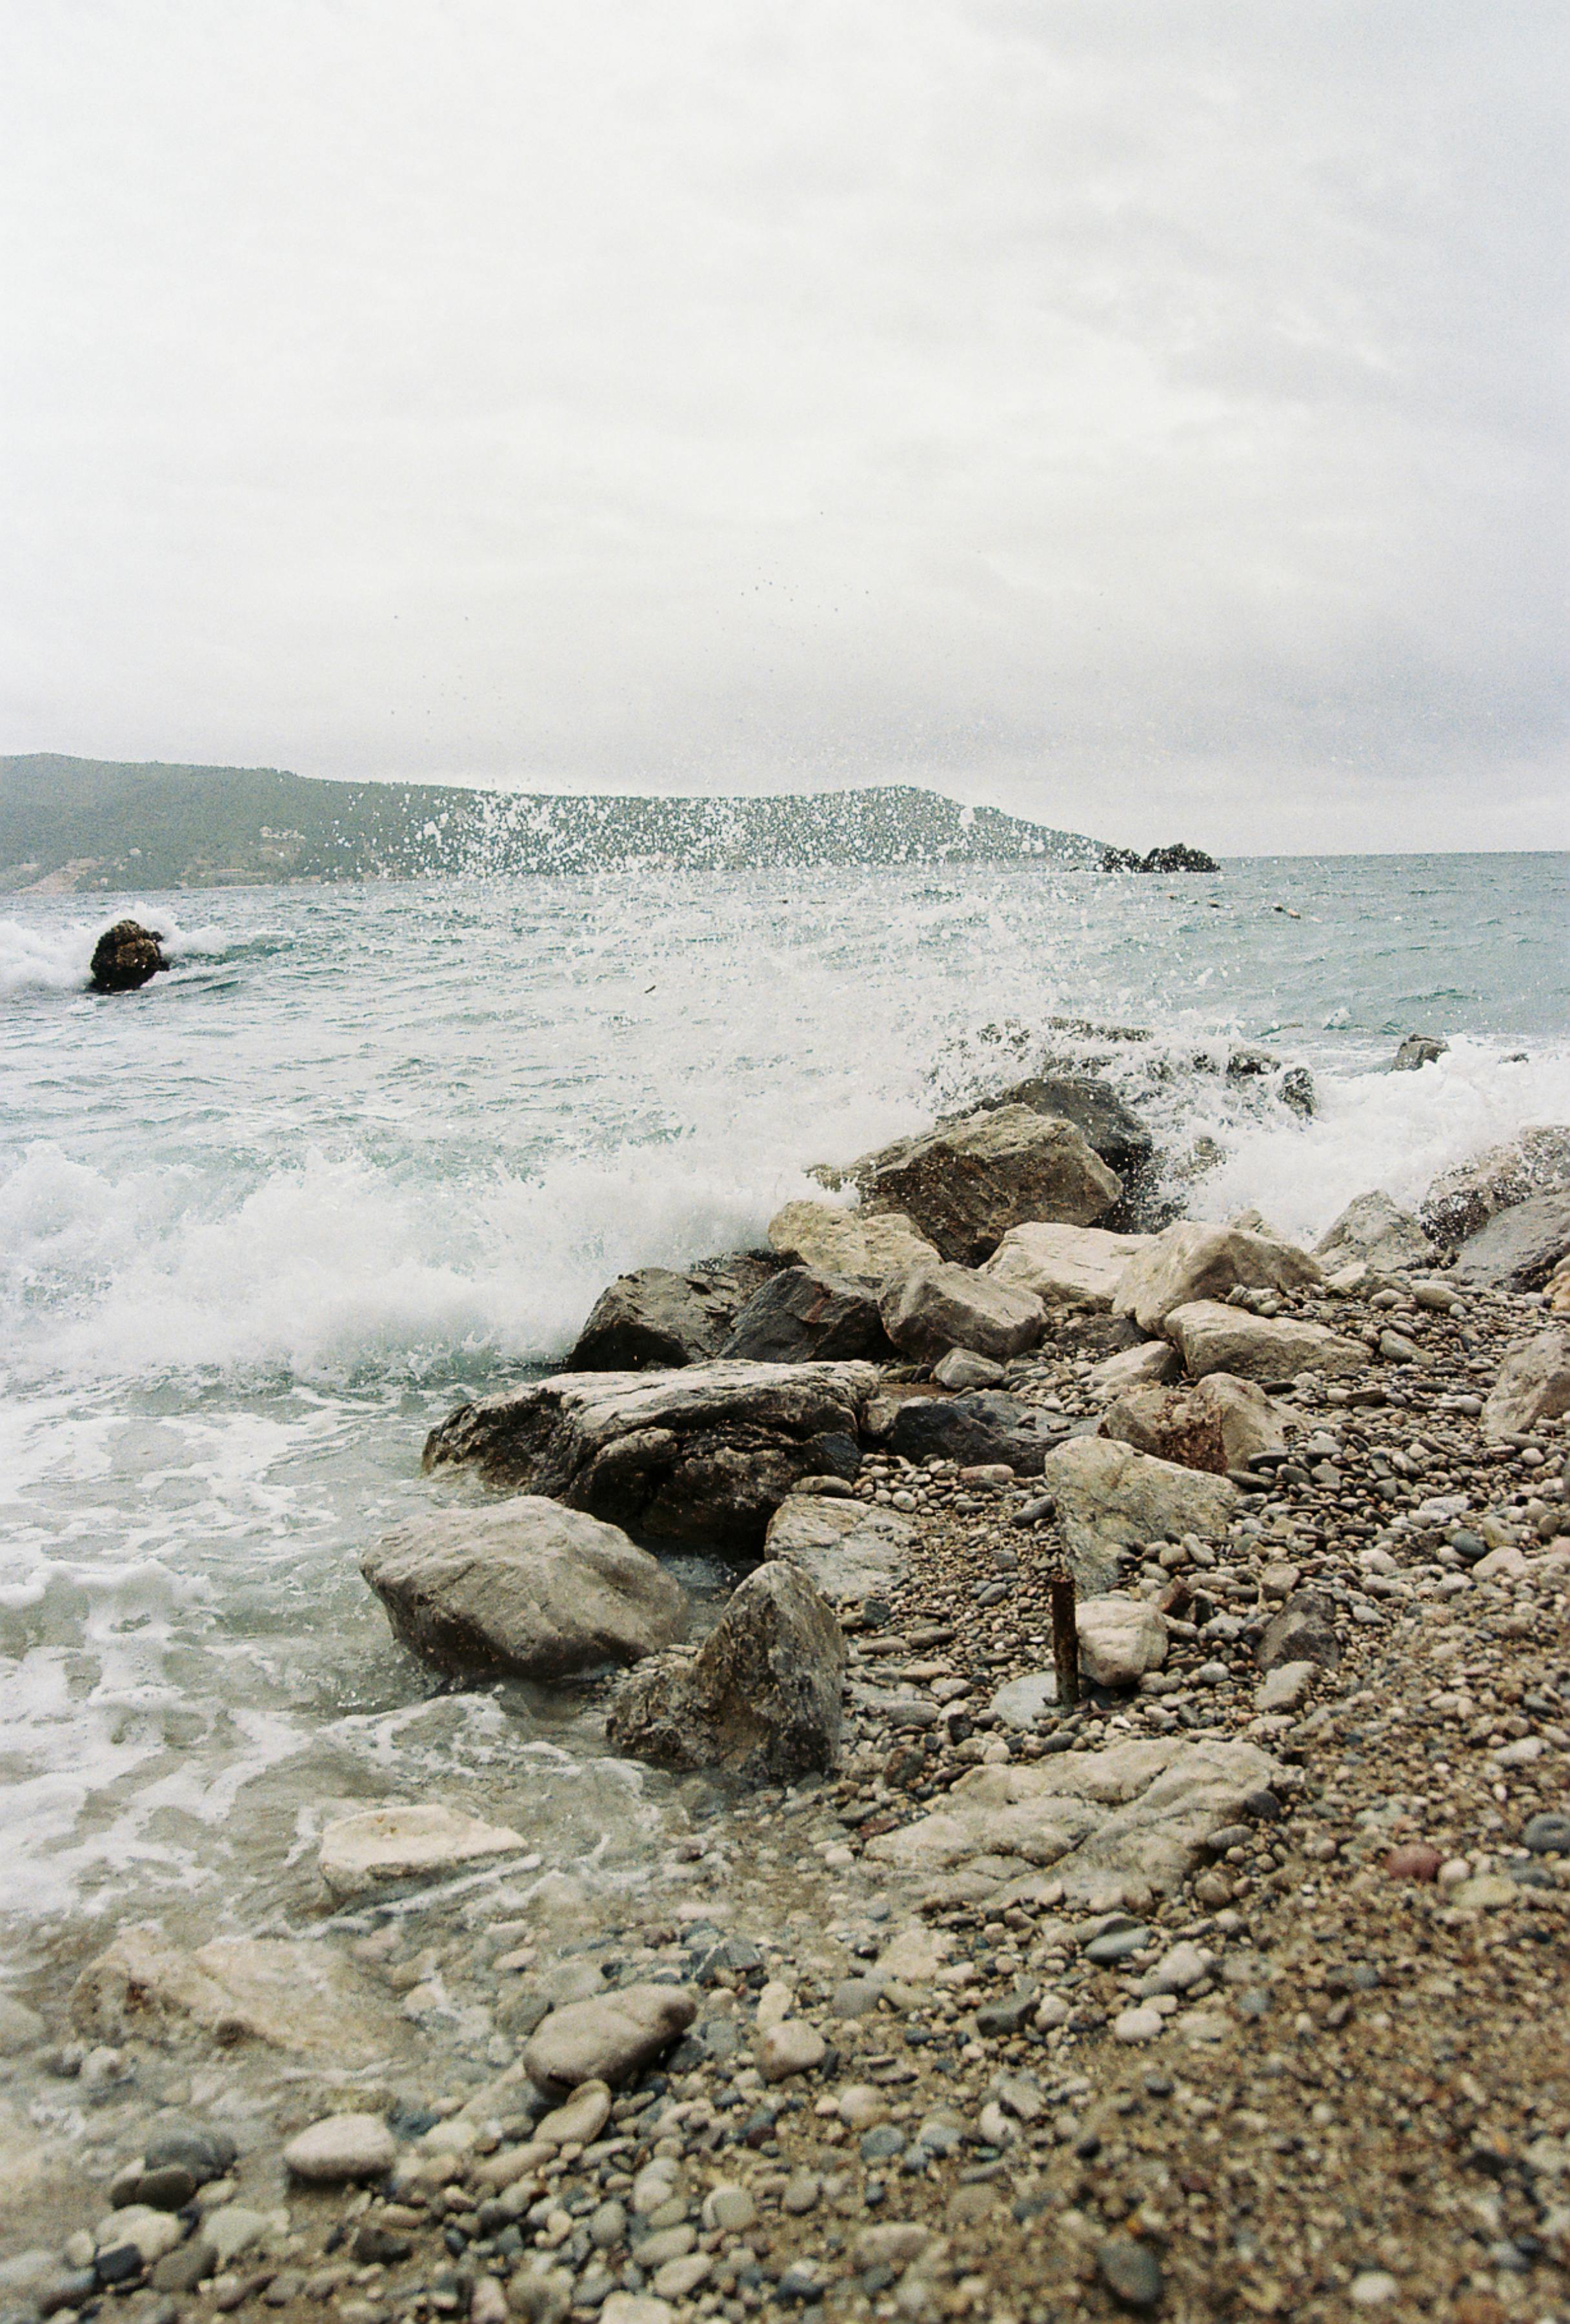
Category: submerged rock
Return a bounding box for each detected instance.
[846,1104,1122,1264]
[88,919,166,993]
[1392,1033,1448,1071]
[71,1929,403,2063]
[423,1360,877,1552]
[317,1804,527,1898]
[1112,1220,1322,1333]
[361,1497,688,1678]
[606,1561,845,1783]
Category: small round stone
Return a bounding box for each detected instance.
[1384,1843,1442,1881]
[1113,2006,1164,2044]
[1098,2234,1163,2311]
[1523,1812,1570,1855]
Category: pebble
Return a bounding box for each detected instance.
[757,2018,827,2079]
[1522,1811,1570,1854]
[701,2184,756,2232]
[600,2297,673,2324]
[1384,1843,1442,1881]
[1113,2007,1165,2043]
[283,2112,397,2184]
[1098,2233,1163,2310]
[1349,2270,1401,2306]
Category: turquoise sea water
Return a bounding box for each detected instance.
[0,853,1565,1938]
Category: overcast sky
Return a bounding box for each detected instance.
[2,2,1564,851]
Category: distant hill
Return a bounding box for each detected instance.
[0,756,1101,891]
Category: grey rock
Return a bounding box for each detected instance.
[1039,1437,1236,1593]
[151,2241,216,2295]
[283,2113,396,2184]
[973,1984,1039,2035]
[523,1985,698,2094]
[1454,1192,1570,1293]
[886,1389,1060,1475]
[1098,2234,1163,2311]
[978,1074,1157,1185]
[765,1202,940,1282]
[1163,1301,1365,1385]
[1257,1591,1341,1672]
[1481,1331,1570,1437]
[361,1497,688,1678]
[0,1994,46,2056]
[1076,1597,1168,1688]
[1314,1190,1435,1275]
[721,1267,891,1363]
[879,1262,1045,1362]
[1100,1373,1285,1475]
[607,1560,845,1783]
[1523,1813,1570,1855]
[569,1263,764,1371]
[1419,1127,1570,1245]
[989,1672,1058,1728]
[932,1346,1006,1389]
[763,1495,913,1602]
[846,1104,1122,1264]
[1112,1221,1322,1334]
[1393,1033,1448,1071]
[143,2128,237,2185]
[423,1360,878,1552]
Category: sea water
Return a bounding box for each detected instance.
[0,853,1565,1961]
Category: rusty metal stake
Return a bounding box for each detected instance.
[1050,1570,1080,1708]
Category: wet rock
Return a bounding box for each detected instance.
[423,1361,876,1552]
[1419,1127,1570,1245]
[283,2113,397,2183]
[1076,1597,1168,1688]
[1112,1222,1322,1334]
[568,1264,765,1371]
[721,1266,891,1362]
[865,1736,1283,1903]
[523,1984,698,2094]
[1100,1373,1285,1475]
[1393,1033,1448,1071]
[318,1804,527,1898]
[1455,1193,1570,1293]
[763,1495,913,1602]
[1257,1591,1341,1673]
[71,1929,403,2063]
[1163,1301,1364,1384]
[885,1389,1060,1474]
[845,1104,1122,1264]
[1481,1330,1570,1437]
[879,1262,1045,1362]
[151,2239,217,2294]
[981,1221,1154,1313]
[1314,1191,1435,1275]
[361,1496,689,1678]
[607,1560,845,1783]
[143,2128,236,2184]
[1039,1437,1236,1593]
[765,1202,940,1282]
[979,1074,1158,1186]
[89,920,166,994]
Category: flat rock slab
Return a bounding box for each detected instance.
[423,1361,879,1553]
[318,1804,528,1898]
[1040,1436,1237,1592]
[763,1496,914,1602]
[1163,1300,1365,1384]
[71,1930,404,2065]
[863,1737,1284,1908]
[523,1983,698,2094]
[361,1496,689,1677]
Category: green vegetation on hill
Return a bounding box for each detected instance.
[0,756,1100,890]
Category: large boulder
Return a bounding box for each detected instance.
[360,1498,689,1677]
[1039,1437,1237,1592]
[606,1561,845,1783]
[721,1266,891,1362]
[863,1737,1284,1908]
[1452,1192,1570,1293]
[885,1389,1062,1474]
[766,1202,940,1282]
[1163,1300,1365,1384]
[1313,1191,1435,1275]
[763,1497,914,1603]
[568,1257,776,1370]
[981,1222,1154,1313]
[977,1075,1157,1185]
[1418,1128,1570,1247]
[1482,1331,1570,1439]
[423,1362,878,1553]
[845,1105,1121,1264]
[1100,1373,1286,1475]
[1112,1221,1322,1333]
[878,1262,1045,1362]
[89,919,167,994]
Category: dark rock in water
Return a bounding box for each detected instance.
[980,1074,1156,1185]
[1419,1127,1570,1246]
[1280,1065,1316,1118]
[1257,1590,1341,1672]
[721,1265,892,1363]
[89,919,166,993]
[885,1389,1061,1474]
[423,1359,877,1551]
[569,1255,778,1369]
[1393,1032,1448,1071]
[1102,843,1218,874]
[607,1560,845,1782]
[1452,1191,1570,1291]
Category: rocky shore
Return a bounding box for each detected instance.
[3,1047,1569,2324]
